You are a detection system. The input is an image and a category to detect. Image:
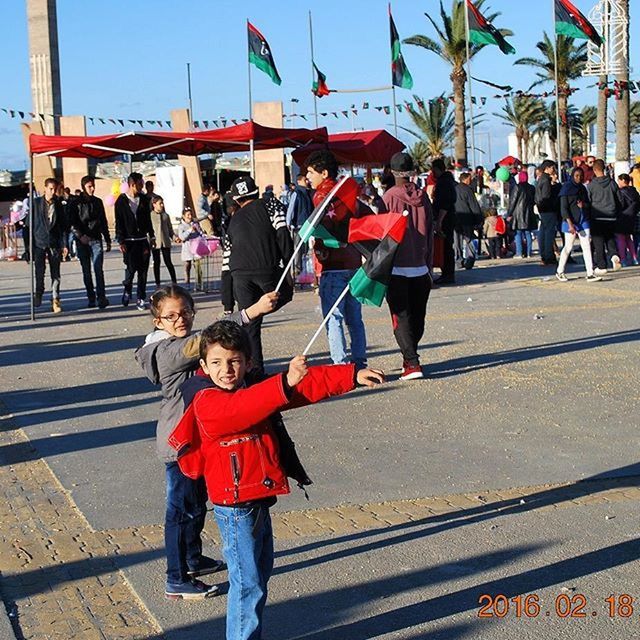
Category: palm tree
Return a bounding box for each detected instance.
[404,0,512,167]
[579,105,597,155]
[409,141,433,173]
[615,0,630,167]
[403,95,455,160]
[515,33,587,161]
[494,96,546,163]
[631,101,640,135]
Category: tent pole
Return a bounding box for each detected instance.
[247,19,253,124]
[29,155,35,322]
[250,138,255,177]
[552,0,562,177]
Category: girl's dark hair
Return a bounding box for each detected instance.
[151,194,164,205]
[199,321,252,360]
[306,150,339,180]
[149,285,194,319]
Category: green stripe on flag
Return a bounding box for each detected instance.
[348,267,388,307]
[249,51,281,85]
[469,30,500,47]
[555,21,589,40]
[299,218,341,248]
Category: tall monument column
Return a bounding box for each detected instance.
[26,0,62,135]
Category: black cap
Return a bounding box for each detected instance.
[390,152,415,175]
[230,176,259,200]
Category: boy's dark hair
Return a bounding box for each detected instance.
[199,321,252,361]
[149,284,194,319]
[44,177,58,188]
[306,150,339,180]
[128,172,143,185]
[431,158,446,173]
[618,173,631,184]
[151,194,164,205]
[80,175,94,189]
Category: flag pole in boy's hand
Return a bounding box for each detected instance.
[275,175,350,294]
[302,283,350,355]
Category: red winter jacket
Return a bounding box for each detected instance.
[168,364,356,505]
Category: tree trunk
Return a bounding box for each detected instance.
[597,74,608,159]
[615,0,630,172]
[451,67,468,166]
[558,91,569,161]
[522,131,530,164]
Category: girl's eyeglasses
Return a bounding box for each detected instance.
[159,309,195,324]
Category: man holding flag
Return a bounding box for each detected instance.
[305,150,369,370]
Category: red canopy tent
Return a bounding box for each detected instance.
[292,129,405,167]
[29,121,328,158]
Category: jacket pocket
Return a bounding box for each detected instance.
[220,435,270,501]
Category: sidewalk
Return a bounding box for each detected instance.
[1,252,639,638]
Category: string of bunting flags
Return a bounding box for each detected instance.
[1,79,637,130]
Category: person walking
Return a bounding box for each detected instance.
[454,172,482,269]
[588,159,622,275]
[150,195,178,288]
[508,171,537,258]
[382,152,433,380]
[69,175,111,308]
[285,174,314,277]
[615,174,640,265]
[535,160,560,266]
[115,172,154,310]
[556,167,601,282]
[24,177,68,313]
[227,175,293,374]
[431,158,457,284]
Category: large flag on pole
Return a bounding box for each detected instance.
[465,0,516,55]
[389,6,413,90]
[554,0,603,47]
[248,22,282,85]
[347,212,409,307]
[312,63,331,97]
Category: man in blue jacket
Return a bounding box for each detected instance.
[285,174,314,276]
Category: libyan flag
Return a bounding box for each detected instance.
[248,21,282,85]
[299,177,359,248]
[312,63,331,97]
[389,7,413,90]
[555,0,603,46]
[347,212,409,307]
[466,0,515,55]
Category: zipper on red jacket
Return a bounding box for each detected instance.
[230,453,240,502]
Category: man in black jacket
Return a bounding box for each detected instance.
[588,159,622,274]
[535,160,560,265]
[431,159,458,284]
[115,172,154,310]
[24,177,68,313]
[69,175,112,308]
[454,172,482,268]
[227,175,293,373]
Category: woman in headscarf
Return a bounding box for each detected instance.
[556,167,601,282]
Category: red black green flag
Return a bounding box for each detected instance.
[347,212,409,307]
[466,0,516,55]
[312,63,331,98]
[248,21,282,85]
[554,0,603,47]
[389,6,413,90]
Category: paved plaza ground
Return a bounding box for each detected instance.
[1,249,640,639]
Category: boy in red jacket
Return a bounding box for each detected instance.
[169,321,383,640]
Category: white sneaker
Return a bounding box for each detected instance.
[555,272,568,282]
[586,274,603,282]
[611,255,622,271]
[594,267,608,277]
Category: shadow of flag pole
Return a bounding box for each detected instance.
[303,283,350,356]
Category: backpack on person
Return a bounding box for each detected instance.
[495,216,507,235]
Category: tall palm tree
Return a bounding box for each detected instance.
[404,0,512,167]
[579,105,597,155]
[494,96,546,164]
[615,0,630,168]
[515,33,587,161]
[403,95,455,159]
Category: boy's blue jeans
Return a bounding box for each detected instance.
[76,239,106,301]
[164,462,208,585]
[319,269,367,368]
[514,230,533,257]
[214,503,274,640]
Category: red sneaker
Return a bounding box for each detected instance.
[400,363,424,381]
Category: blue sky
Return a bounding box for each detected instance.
[1,0,637,170]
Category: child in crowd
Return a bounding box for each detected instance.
[135,285,278,600]
[169,321,384,639]
[150,195,178,288]
[483,208,501,259]
[177,208,203,291]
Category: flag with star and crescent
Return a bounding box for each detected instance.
[248,21,282,85]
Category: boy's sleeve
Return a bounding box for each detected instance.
[195,374,291,436]
[285,364,356,410]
